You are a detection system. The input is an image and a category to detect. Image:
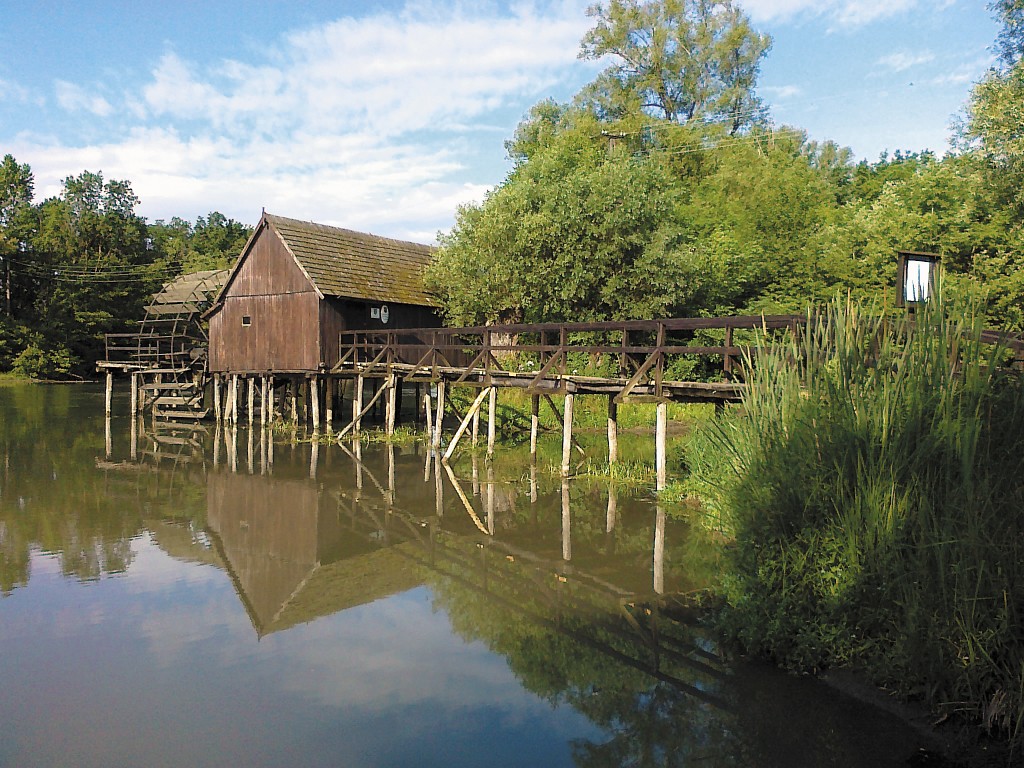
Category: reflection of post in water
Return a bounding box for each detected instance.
[105,411,112,459]
[441,461,489,534]
[309,439,319,480]
[561,480,571,562]
[530,459,538,505]
[386,443,395,508]
[472,453,479,497]
[354,439,363,496]
[267,426,274,471]
[653,505,666,595]
[229,426,239,474]
[130,414,138,461]
[247,427,254,475]
[607,482,618,533]
[486,463,495,535]
[434,454,443,518]
[214,424,222,466]
[260,427,267,475]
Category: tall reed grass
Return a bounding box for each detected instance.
[685,296,1024,749]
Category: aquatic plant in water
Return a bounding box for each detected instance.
[686,295,1024,749]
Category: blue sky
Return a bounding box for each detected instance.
[0,1,1000,242]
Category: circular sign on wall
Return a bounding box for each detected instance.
[380,305,390,324]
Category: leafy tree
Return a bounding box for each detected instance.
[578,0,771,132]
[0,155,34,318]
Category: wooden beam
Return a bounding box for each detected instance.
[336,378,388,441]
[442,387,491,462]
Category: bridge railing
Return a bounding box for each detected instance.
[335,315,805,395]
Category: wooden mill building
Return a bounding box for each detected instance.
[204,212,441,424]
[206,212,439,373]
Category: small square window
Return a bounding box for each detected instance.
[242,315,252,327]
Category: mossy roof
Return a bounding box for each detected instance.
[265,213,438,307]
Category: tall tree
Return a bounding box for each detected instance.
[0,155,34,318]
[578,0,771,132]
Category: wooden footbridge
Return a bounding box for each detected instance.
[199,314,803,490]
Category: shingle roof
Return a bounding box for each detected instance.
[266,213,437,307]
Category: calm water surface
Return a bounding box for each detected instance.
[0,384,935,767]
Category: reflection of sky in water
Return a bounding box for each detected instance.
[904,259,932,302]
[0,537,599,768]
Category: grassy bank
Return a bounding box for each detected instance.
[683,297,1024,750]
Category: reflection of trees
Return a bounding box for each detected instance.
[0,385,208,590]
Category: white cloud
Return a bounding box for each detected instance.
[876,50,936,72]
[742,0,940,26]
[15,2,598,239]
[0,77,32,103]
[55,80,113,117]
[764,84,802,99]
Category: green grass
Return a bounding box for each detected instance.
[683,295,1024,750]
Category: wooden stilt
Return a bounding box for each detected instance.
[290,378,299,424]
[353,375,364,434]
[530,394,539,458]
[607,396,618,465]
[386,374,397,436]
[442,387,491,461]
[325,378,334,432]
[487,386,497,458]
[232,375,240,424]
[656,401,668,491]
[248,378,255,427]
[561,393,574,476]
[213,375,223,423]
[433,381,446,449]
[472,406,480,446]
[105,372,113,416]
[424,393,433,449]
[260,376,268,428]
[311,376,321,433]
[414,383,422,424]
[130,372,139,416]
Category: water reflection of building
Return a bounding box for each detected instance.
[206,471,422,636]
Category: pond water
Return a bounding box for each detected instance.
[0,383,938,767]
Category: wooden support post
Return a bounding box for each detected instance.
[442,387,491,462]
[607,396,618,466]
[561,393,574,476]
[433,381,446,449]
[105,371,113,416]
[414,383,422,424]
[232,375,240,424]
[130,372,139,416]
[260,376,269,428]
[353,375,364,434]
[290,378,299,424]
[268,375,277,422]
[214,375,222,422]
[487,386,497,458]
[472,406,480,446]
[530,394,540,458]
[424,393,433,449]
[656,401,668,491]
[248,378,255,427]
[325,378,334,432]
[386,374,397,436]
[311,376,321,433]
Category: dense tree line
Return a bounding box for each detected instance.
[427,0,1024,334]
[0,161,250,378]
